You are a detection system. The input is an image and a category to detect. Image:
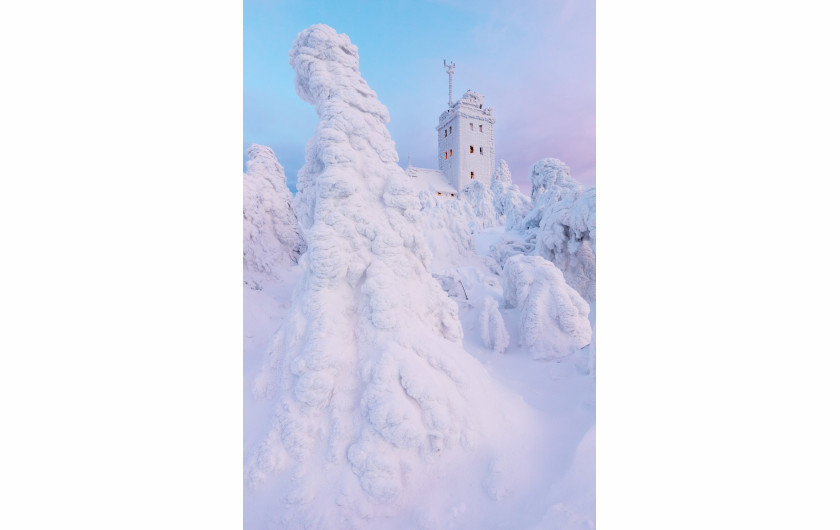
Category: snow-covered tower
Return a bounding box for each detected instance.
[437,63,496,192]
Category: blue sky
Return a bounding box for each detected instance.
[244,0,595,192]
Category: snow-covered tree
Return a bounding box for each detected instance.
[502,255,591,360]
[479,297,509,353]
[248,25,529,525]
[243,144,306,285]
[534,186,596,301]
[520,158,581,230]
[419,193,476,271]
[490,159,531,231]
[461,179,496,231]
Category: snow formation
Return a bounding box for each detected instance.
[243,144,306,285]
[247,25,533,528]
[502,255,591,360]
[491,159,532,231]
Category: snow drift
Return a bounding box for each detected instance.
[247,25,534,529]
[243,144,306,286]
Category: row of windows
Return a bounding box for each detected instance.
[445,145,487,160]
[442,122,486,137]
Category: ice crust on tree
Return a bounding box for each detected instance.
[491,159,531,231]
[461,179,497,232]
[243,144,306,284]
[534,186,596,301]
[502,255,591,360]
[248,25,533,527]
[510,158,596,302]
[418,192,477,272]
[479,297,509,353]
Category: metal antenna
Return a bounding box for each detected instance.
[444,60,456,107]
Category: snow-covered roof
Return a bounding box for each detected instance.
[405,165,457,195]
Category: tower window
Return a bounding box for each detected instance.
[445,151,448,159]
[470,123,474,131]
[470,145,474,153]
[449,126,452,134]
[479,124,483,132]
[437,192,442,196]
[445,129,447,137]
[450,193,455,197]
[450,148,452,156]
[470,172,474,179]
[479,147,483,155]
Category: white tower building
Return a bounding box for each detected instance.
[405,61,496,199]
[437,61,496,193]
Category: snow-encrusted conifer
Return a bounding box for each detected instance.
[479,297,509,353]
[461,179,496,231]
[520,158,580,230]
[243,144,306,284]
[420,194,476,271]
[490,159,531,231]
[534,186,596,301]
[502,255,591,360]
[248,25,529,525]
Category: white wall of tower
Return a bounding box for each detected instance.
[436,90,496,194]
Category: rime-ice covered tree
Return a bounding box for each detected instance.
[534,186,596,301]
[502,255,591,360]
[490,159,531,231]
[520,158,580,230]
[511,158,596,302]
[248,25,528,526]
[243,144,306,284]
[419,192,476,271]
[461,178,497,231]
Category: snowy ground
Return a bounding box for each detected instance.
[244,226,594,529]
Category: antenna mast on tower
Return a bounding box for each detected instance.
[443,60,455,107]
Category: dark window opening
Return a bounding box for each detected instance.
[470,145,474,153]
[479,147,483,155]
[449,148,452,156]
[479,124,483,132]
[470,172,474,179]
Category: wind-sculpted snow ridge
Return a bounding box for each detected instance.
[243,144,306,286]
[461,179,497,232]
[491,159,531,231]
[502,255,591,360]
[247,25,535,529]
